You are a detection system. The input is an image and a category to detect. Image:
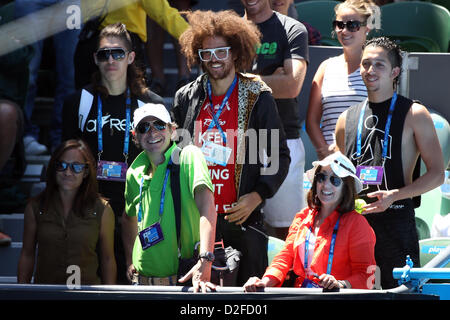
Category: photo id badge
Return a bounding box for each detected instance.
[138,222,164,250]
[356,165,384,185]
[97,160,127,182]
[201,141,232,166]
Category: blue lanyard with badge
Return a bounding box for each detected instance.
[301,216,341,288]
[136,159,172,250]
[96,88,131,182]
[200,75,237,166]
[355,92,397,186]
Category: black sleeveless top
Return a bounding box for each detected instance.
[344,94,421,208]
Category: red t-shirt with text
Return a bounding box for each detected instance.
[194,85,238,214]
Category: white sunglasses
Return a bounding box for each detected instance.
[198,47,231,62]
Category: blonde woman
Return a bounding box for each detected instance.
[306,0,379,159]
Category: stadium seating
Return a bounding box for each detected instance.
[295,0,342,46]
[424,0,450,13]
[379,2,450,52]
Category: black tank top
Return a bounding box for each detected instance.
[344,94,421,207]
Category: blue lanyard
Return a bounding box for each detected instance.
[357,92,397,160]
[206,75,237,144]
[304,216,340,275]
[97,88,131,162]
[137,158,172,224]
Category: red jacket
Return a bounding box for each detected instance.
[264,207,376,289]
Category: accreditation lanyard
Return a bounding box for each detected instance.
[304,216,340,275]
[206,75,237,144]
[356,92,398,163]
[137,159,172,226]
[97,88,131,162]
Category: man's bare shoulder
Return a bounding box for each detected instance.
[405,101,434,129]
[410,101,429,114]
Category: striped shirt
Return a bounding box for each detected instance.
[321,55,367,145]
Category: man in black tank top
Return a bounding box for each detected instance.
[335,37,444,289]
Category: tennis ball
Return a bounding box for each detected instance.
[355,199,367,214]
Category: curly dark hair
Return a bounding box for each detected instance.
[179,10,261,72]
[93,22,148,97]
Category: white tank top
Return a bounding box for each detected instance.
[321,55,367,145]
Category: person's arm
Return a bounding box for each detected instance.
[243,275,280,292]
[141,0,189,39]
[194,185,216,261]
[364,103,445,213]
[122,171,140,283]
[121,212,138,282]
[223,192,262,225]
[334,109,348,153]
[99,203,117,284]
[260,211,304,285]
[260,17,309,99]
[17,203,37,283]
[261,58,307,99]
[245,211,309,292]
[343,214,376,289]
[306,60,333,159]
[189,184,217,292]
[176,145,217,292]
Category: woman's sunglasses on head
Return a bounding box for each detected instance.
[95,47,128,62]
[136,120,167,134]
[56,161,87,174]
[315,172,343,187]
[333,20,366,32]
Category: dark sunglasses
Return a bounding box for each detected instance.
[56,161,87,174]
[332,20,367,32]
[315,172,343,187]
[95,47,128,61]
[136,120,167,134]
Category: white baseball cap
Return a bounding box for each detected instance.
[133,103,171,128]
[306,151,363,193]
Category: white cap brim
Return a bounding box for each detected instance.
[306,151,363,193]
[133,103,171,128]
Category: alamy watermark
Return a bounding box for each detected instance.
[66,265,81,289]
[367,264,382,290]
[367,5,382,31]
[66,5,81,30]
[173,126,281,176]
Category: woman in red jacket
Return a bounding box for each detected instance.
[244,151,376,290]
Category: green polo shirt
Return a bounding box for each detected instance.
[125,143,213,277]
